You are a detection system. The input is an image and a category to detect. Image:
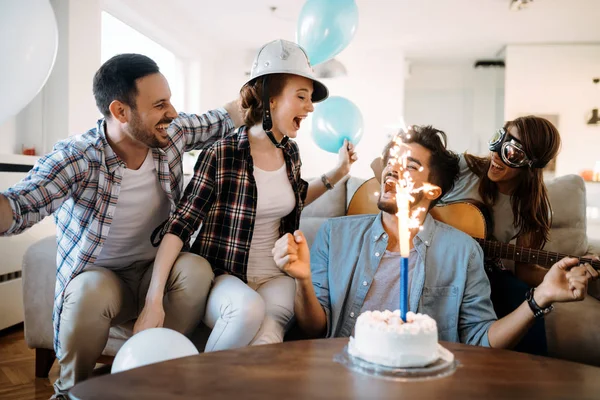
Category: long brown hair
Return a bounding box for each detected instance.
[464,116,561,249]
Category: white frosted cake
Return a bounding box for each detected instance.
[348,310,439,368]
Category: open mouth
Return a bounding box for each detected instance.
[383,173,399,194]
[293,115,307,130]
[490,157,506,172]
[156,122,171,136]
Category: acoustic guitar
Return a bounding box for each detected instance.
[347,177,600,270]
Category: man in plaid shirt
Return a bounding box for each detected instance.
[0,53,241,396]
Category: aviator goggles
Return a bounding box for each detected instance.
[488,128,537,168]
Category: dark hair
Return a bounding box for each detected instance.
[240,74,288,127]
[382,125,460,208]
[464,116,561,249]
[92,53,160,118]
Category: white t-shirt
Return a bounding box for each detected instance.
[246,163,296,282]
[94,150,171,268]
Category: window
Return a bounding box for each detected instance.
[100,11,184,110]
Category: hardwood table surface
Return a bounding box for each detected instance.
[68,338,600,400]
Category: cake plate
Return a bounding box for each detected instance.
[333,343,458,382]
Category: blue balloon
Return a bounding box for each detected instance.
[296,0,358,66]
[312,96,363,153]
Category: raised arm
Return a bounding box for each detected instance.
[1,146,89,235]
[176,100,242,152]
[304,139,358,206]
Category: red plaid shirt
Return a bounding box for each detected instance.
[158,126,308,281]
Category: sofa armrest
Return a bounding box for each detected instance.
[22,236,57,350]
[545,295,600,366]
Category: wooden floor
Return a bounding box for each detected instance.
[0,324,58,400]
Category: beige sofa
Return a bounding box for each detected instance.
[21,174,600,378]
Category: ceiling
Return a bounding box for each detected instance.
[113,0,600,60]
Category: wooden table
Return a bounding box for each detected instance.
[68,338,600,399]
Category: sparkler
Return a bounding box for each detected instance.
[386,131,438,321]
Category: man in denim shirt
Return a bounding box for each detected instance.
[274,126,597,348]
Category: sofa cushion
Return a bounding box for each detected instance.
[299,217,328,250]
[545,174,588,256]
[545,296,600,366]
[301,176,348,218]
[22,236,57,350]
[299,176,350,249]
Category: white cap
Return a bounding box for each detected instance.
[243,39,328,103]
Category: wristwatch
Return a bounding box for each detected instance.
[321,174,334,190]
[525,288,554,319]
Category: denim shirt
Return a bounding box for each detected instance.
[310,213,497,347]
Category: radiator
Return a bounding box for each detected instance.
[0,154,56,330]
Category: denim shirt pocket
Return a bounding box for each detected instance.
[421,285,459,333]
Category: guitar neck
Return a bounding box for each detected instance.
[475,238,600,270]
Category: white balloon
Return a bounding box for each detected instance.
[0,0,58,125]
[111,328,199,374]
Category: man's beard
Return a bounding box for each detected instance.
[128,111,170,149]
[377,191,425,215]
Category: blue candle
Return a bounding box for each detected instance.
[400,256,409,322]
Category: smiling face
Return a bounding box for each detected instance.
[378,142,433,215]
[269,75,315,139]
[124,72,178,149]
[487,125,522,184]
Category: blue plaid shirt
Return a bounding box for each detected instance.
[1,109,234,357]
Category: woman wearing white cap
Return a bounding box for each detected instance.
[141,39,357,350]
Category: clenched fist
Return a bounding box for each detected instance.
[536,257,599,307]
[272,230,311,281]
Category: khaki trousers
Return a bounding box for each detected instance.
[53,253,214,394]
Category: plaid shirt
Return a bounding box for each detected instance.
[1,109,234,357]
[158,127,308,282]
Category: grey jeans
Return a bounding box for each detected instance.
[53,253,214,394]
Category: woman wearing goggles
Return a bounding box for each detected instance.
[488,127,537,169]
[441,115,561,357]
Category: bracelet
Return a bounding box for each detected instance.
[321,174,334,190]
[525,288,554,319]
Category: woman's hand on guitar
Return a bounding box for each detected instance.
[536,257,599,307]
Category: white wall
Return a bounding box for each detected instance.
[298,48,405,179]
[504,44,600,178]
[195,47,250,112]
[404,61,505,156]
[0,0,101,156]
[66,0,102,136]
[0,117,18,154]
